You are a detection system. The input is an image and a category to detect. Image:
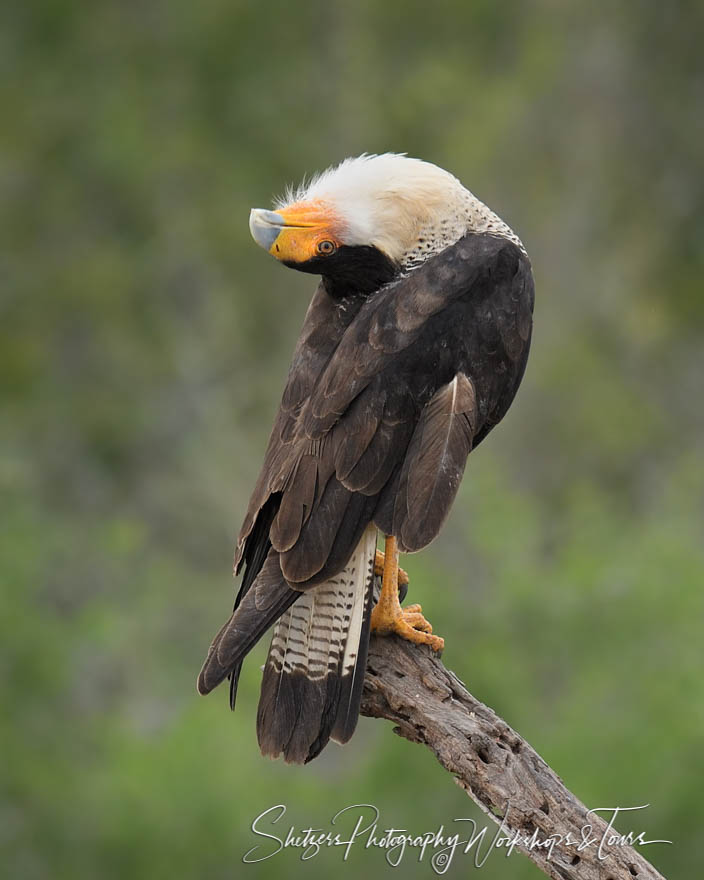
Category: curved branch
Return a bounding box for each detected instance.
[361,634,668,880]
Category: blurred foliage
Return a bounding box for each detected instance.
[1,1,703,878]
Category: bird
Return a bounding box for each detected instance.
[197,153,534,764]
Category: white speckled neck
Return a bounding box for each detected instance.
[401,186,526,271]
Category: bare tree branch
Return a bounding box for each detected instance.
[361,634,668,880]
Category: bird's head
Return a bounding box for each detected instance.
[249,153,480,296]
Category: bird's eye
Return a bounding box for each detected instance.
[317,240,336,256]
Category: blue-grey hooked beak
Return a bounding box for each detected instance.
[249,209,285,251]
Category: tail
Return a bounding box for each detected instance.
[256,524,377,764]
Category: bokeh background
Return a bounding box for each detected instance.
[2,2,703,878]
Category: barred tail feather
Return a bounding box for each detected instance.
[256,524,377,764]
[331,545,375,745]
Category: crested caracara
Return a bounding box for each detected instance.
[197,154,534,764]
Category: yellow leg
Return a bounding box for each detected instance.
[370,536,444,652]
[374,549,409,586]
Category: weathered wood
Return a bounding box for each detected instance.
[361,634,668,880]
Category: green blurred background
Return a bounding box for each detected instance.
[2,2,703,878]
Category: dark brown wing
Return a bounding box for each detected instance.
[233,284,359,574]
[219,285,368,706]
[236,231,533,585]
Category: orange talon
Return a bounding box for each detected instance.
[370,536,444,652]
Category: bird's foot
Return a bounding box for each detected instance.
[374,549,409,586]
[370,600,445,652]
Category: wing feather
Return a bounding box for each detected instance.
[393,373,477,552]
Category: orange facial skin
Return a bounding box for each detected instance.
[268,200,344,264]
